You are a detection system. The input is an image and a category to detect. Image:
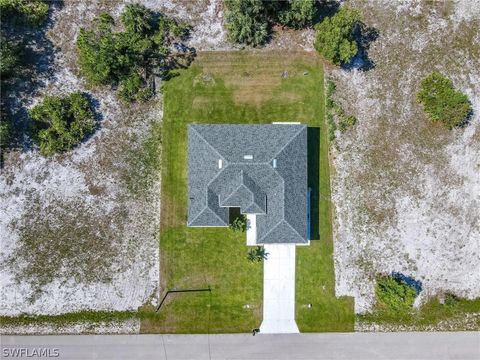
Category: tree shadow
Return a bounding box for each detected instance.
[1,1,64,153]
[307,127,320,240]
[392,272,423,295]
[313,0,341,25]
[343,22,379,71]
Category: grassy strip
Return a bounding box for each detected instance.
[358,297,480,329]
[295,66,354,332]
[0,311,136,327]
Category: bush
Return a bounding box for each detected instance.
[0,118,12,150]
[247,246,268,262]
[224,0,269,46]
[314,7,361,65]
[0,37,22,80]
[118,72,152,103]
[76,5,191,101]
[278,0,316,28]
[229,214,247,232]
[417,71,472,129]
[121,3,155,36]
[29,92,96,156]
[0,0,49,26]
[375,275,417,313]
[338,114,357,132]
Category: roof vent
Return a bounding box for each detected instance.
[218,159,223,169]
[243,155,253,160]
[272,159,277,168]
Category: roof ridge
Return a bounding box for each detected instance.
[190,126,226,162]
[269,125,306,162]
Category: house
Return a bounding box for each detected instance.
[188,124,308,244]
[187,123,309,334]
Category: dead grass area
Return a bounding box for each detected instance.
[330,0,480,324]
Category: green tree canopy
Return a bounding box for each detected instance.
[417,71,472,129]
[76,4,191,101]
[224,0,268,46]
[29,92,96,156]
[314,7,361,65]
[0,0,49,26]
[376,275,417,313]
[278,0,316,28]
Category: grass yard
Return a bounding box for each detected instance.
[143,50,354,333]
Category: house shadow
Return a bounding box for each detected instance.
[307,127,320,241]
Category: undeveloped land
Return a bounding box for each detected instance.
[330,0,480,314]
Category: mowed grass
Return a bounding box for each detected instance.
[143,51,354,333]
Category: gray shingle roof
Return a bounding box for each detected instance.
[188,124,308,244]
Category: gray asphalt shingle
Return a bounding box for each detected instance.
[187,124,308,244]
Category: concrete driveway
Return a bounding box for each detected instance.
[260,243,299,333]
[1,332,479,359]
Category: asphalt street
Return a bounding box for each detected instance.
[1,332,479,360]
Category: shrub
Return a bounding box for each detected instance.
[375,275,417,313]
[247,246,268,262]
[229,214,247,232]
[118,72,152,103]
[0,118,12,150]
[224,0,268,46]
[314,7,361,65]
[0,37,22,80]
[278,0,316,28]
[121,3,155,36]
[417,71,472,129]
[29,92,96,156]
[0,0,49,26]
[76,5,191,101]
[338,114,357,132]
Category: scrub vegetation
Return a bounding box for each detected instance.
[76,4,192,102]
[224,0,317,46]
[314,7,360,65]
[417,71,472,129]
[29,92,96,156]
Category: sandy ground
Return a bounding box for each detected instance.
[330,0,480,313]
[0,1,163,318]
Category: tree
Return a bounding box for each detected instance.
[229,214,247,232]
[77,6,192,101]
[121,3,155,36]
[224,0,268,46]
[314,7,361,65]
[0,0,49,26]
[29,92,96,156]
[247,246,269,262]
[278,0,317,28]
[417,71,472,129]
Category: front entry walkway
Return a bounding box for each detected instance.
[260,244,299,334]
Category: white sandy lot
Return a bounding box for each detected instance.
[330,0,480,313]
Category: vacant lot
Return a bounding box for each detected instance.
[146,51,353,333]
[329,0,480,329]
[0,1,162,325]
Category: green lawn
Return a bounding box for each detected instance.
[144,50,354,333]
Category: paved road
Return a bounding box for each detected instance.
[1,332,479,360]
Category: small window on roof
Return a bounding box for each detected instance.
[272,159,277,168]
[218,159,223,168]
[243,155,253,160]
